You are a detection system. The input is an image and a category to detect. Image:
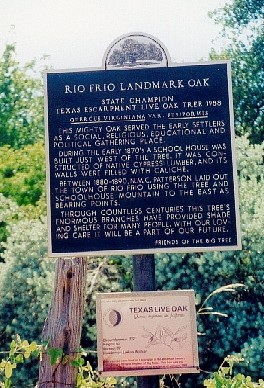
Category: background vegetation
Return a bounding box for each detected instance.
[0,1,263,386]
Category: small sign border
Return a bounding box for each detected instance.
[96,290,200,376]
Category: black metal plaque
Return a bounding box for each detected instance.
[44,62,241,256]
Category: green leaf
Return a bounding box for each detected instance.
[15,354,24,363]
[71,357,85,368]
[28,341,38,352]
[47,348,63,366]
[105,376,117,386]
[4,379,12,388]
[203,380,216,388]
[4,362,13,379]
[22,340,29,348]
[0,360,7,369]
[214,372,225,388]
[24,350,31,359]
[221,367,230,376]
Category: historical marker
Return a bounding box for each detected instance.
[96,290,199,376]
[44,61,241,256]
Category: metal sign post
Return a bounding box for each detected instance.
[133,254,160,387]
[133,254,156,292]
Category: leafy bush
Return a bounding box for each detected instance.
[1,337,263,387]
[0,44,44,149]
[0,142,46,213]
[0,218,124,384]
[204,355,264,387]
[0,194,20,260]
[154,137,264,385]
[235,335,264,377]
[0,335,117,388]
[0,217,54,385]
[210,0,264,144]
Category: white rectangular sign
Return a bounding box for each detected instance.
[96,290,199,376]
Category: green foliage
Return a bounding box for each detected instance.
[0,141,46,260]
[0,336,117,388]
[0,217,53,342]
[0,142,46,212]
[72,353,117,388]
[0,195,19,225]
[0,217,54,386]
[154,137,264,385]
[0,194,20,260]
[2,336,262,388]
[0,223,122,384]
[0,335,40,387]
[0,44,44,148]
[236,335,264,377]
[212,0,263,29]
[204,355,264,387]
[1,336,262,388]
[210,1,264,143]
[236,136,264,253]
